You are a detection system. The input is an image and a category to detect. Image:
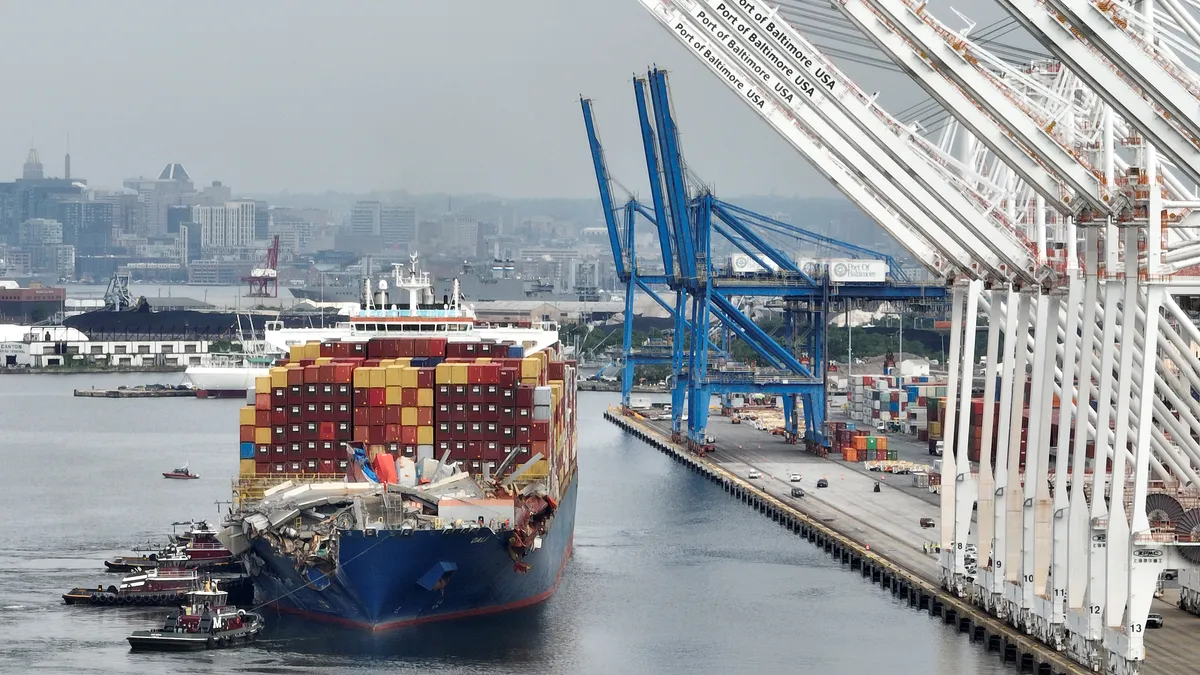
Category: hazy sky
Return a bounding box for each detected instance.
[0,0,1014,200]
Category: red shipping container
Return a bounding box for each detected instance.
[354,426,370,443]
[255,409,271,427]
[333,364,355,384]
[402,388,419,407]
[254,392,270,410]
[530,421,549,442]
[272,386,288,403]
[301,365,318,384]
[501,406,515,420]
[548,362,564,381]
[385,424,402,442]
[516,425,531,443]
[384,405,402,425]
[468,441,483,459]
[402,426,418,444]
[368,425,386,445]
[353,388,369,406]
[256,444,271,458]
[418,407,434,426]
[368,389,386,407]
[354,407,370,427]
[399,339,416,358]
[436,384,452,400]
[271,406,287,425]
[435,337,452,356]
[240,425,255,443]
[285,368,304,386]
[437,421,453,438]
[499,367,518,388]
[411,368,429,388]
[436,403,453,421]
[256,461,272,475]
[532,441,549,458]
[369,408,386,426]
[516,385,535,407]
[319,422,336,441]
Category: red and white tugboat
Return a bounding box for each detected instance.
[127,580,264,651]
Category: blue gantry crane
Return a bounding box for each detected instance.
[581,68,947,454]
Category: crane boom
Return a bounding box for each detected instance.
[676,0,1044,283]
[634,0,973,279]
[839,0,1119,216]
[995,0,1200,187]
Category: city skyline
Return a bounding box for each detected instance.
[0,0,1017,201]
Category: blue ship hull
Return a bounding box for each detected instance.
[247,472,577,630]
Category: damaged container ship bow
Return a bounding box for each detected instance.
[216,255,579,629]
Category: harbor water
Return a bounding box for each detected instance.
[0,376,1008,674]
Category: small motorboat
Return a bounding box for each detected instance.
[163,464,199,480]
[127,580,264,651]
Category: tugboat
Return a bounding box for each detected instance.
[103,522,236,573]
[127,580,265,651]
[63,567,253,606]
[163,464,199,480]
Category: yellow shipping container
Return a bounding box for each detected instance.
[523,459,550,478]
[368,445,385,460]
[550,381,563,409]
[254,426,272,444]
[417,426,434,445]
[451,363,469,385]
[385,365,404,387]
[368,367,387,388]
[254,376,272,394]
[385,387,403,406]
[521,377,540,386]
[402,407,418,426]
[401,367,419,389]
[239,459,256,476]
[353,367,372,388]
[238,405,256,426]
[270,367,288,389]
[476,357,491,364]
[315,357,333,366]
[417,388,434,407]
[521,357,541,379]
[394,358,411,367]
[289,345,305,361]
[377,359,394,369]
[436,363,454,384]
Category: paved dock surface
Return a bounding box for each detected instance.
[641,413,1200,675]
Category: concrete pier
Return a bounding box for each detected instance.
[605,408,1200,675]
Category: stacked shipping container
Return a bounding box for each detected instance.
[237,336,578,485]
[825,421,897,462]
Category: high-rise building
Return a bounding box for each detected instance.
[178,224,202,265]
[123,163,196,236]
[166,205,191,234]
[441,214,480,257]
[350,201,382,236]
[255,200,269,240]
[57,201,115,254]
[193,201,257,250]
[22,149,43,181]
[380,206,417,245]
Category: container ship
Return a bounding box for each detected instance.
[216,255,578,630]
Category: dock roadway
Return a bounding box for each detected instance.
[623,412,1199,675]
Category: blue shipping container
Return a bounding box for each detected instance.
[509,346,525,359]
[240,442,256,459]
